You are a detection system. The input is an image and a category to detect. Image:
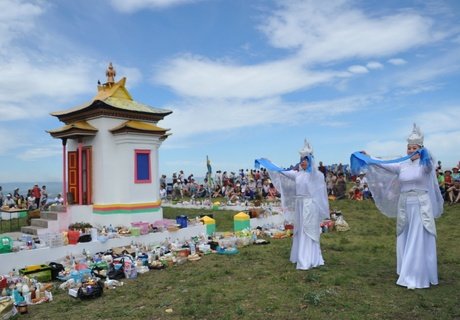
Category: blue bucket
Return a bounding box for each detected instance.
[176,215,188,228]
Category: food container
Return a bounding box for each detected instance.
[233,212,250,232]
[19,265,52,282]
[200,216,216,235]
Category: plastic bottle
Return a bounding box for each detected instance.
[189,241,196,255]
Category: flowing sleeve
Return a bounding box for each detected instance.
[310,169,330,220]
[255,158,296,223]
[350,152,401,218]
[428,163,444,218]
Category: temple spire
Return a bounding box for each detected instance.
[105,62,116,86]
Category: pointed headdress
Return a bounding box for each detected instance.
[299,139,313,159]
[407,123,424,146]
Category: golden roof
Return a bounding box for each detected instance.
[50,77,172,118]
[111,120,167,132]
[110,120,171,138]
[47,121,98,139]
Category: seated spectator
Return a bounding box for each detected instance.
[352,187,363,201]
[348,181,361,200]
[362,184,372,200]
[333,173,347,200]
[266,183,279,201]
[262,179,270,198]
[4,194,16,208]
[452,167,460,182]
[160,186,167,200]
[437,171,445,198]
[211,185,221,198]
[40,185,48,208]
[27,191,37,210]
[54,193,64,205]
[444,170,453,193]
[326,172,336,195]
[197,184,207,198]
[447,180,460,205]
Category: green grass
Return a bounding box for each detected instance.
[15,200,460,319]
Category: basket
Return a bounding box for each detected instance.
[130,222,149,235]
[130,227,141,236]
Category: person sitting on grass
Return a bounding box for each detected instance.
[447,180,460,205]
[4,194,16,208]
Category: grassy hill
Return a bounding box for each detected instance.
[20,200,460,319]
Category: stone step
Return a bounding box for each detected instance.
[40,211,58,220]
[49,205,66,212]
[31,218,51,228]
[21,225,47,236]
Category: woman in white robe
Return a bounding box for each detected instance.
[256,140,330,270]
[351,124,443,289]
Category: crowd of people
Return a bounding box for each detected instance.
[159,168,281,203]
[160,158,460,207]
[0,184,64,210]
[436,161,460,205]
[160,161,362,204]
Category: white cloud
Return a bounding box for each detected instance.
[389,48,460,91]
[0,127,29,155]
[0,0,44,48]
[17,146,61,161]
[259,0,444,64]
[388,58,407,65]
[413,106,459,134]
[365,140,405,159]
[348,65,368,74]
[154,55,337,99]
[109,0,200,13]
[367,61,384,70]
[427,131,460,166]
[160,94,376,147]
[363,106,460,167]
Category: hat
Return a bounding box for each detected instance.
[453,167,459,171]
[407,123,424,146]
[7,193,11,197]
[299,139,313,158]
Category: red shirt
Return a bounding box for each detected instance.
[32,186,41,198]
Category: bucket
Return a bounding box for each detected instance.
[0,236,13,254]
[176,215,188,228]
[67,231,80,245]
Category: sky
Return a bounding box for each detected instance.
[0,0,459,182]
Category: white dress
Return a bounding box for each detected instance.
[255,158,330,270]
[282,170,329,270]
[372,159,440,288]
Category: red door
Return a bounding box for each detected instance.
[68,147,92,205]
[68,151,79,204]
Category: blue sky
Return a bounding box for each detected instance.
[0,0,459,182]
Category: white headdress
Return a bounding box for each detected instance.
[299,139,313,158]
[407,123,424,146]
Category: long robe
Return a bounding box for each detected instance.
[351,152,443,289]
[256,158,329,270]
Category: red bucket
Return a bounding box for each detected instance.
[0,276,7,289]
[68,230,80,245]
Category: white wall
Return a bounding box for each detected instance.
[67,117,163,205]
[0,224,206,274]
